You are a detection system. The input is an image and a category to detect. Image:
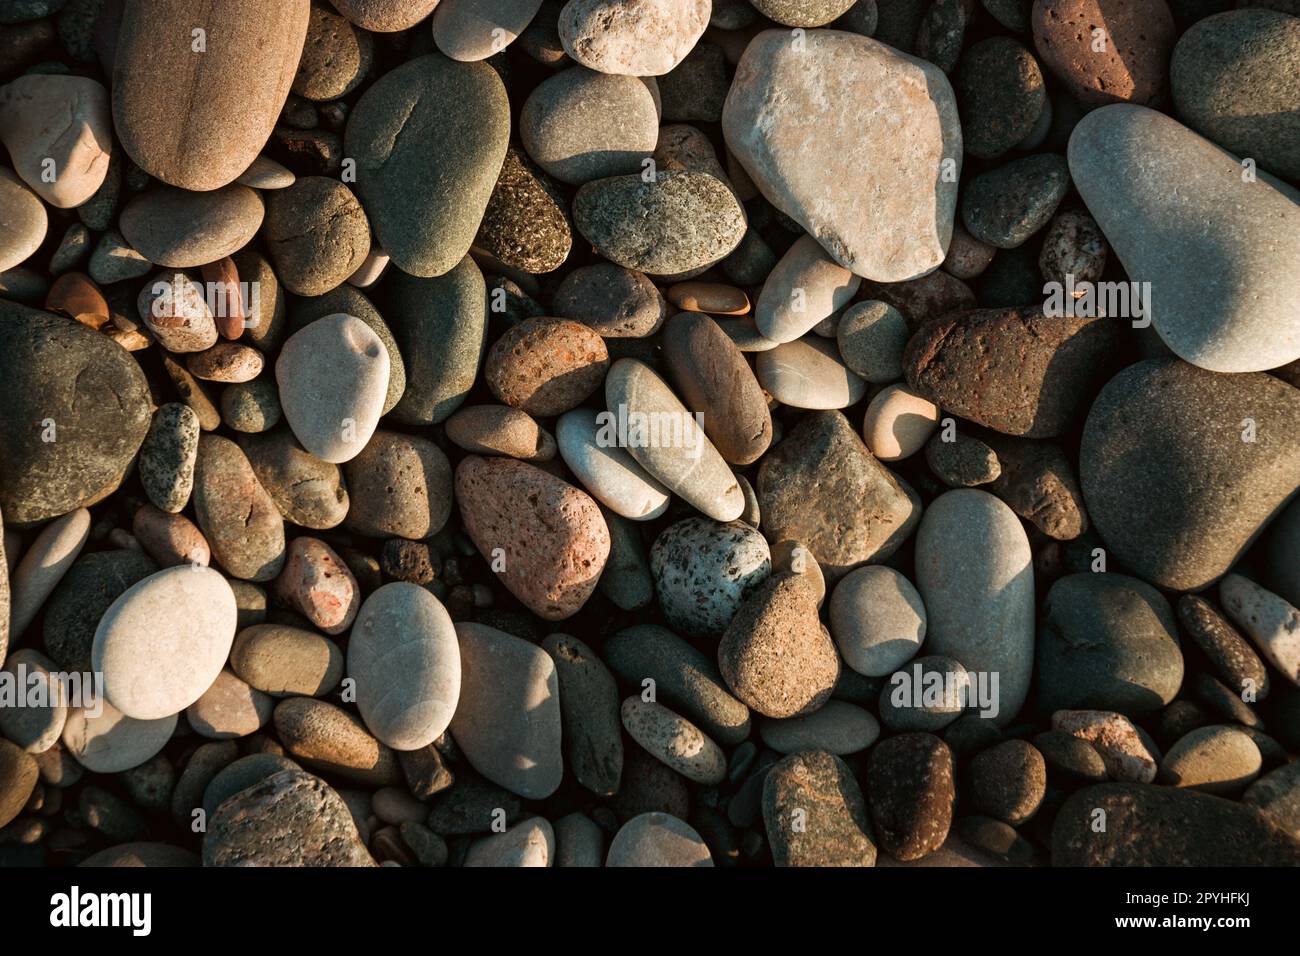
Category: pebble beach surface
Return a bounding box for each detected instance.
[0,0,1298,872]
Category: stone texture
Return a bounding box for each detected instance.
[543,633,623,795]
[829,565,926,677]
[42,549,157,673]
[553,262,668,337]
[343,431,453,540]
[763,750,876,866]
[274,697,401,786]
[865,733,956,861]
[193,435,286,582]
[139,403,199,513]
[231,624,343,698]
[239,428,350,531]
[559,0,710,75]
[475,146,571,273]
[606,812,713,866]
[486,317,608,416]
[0,74,111,207]
[119,185,263,268]
[264,178,370,296]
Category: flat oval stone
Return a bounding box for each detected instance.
[926,429,1001,488]
[661,312,772,465]
[0,168,46,273]
[119,185,264,269]
[956,37,1047,160]
[1068,104,1300,372]
[542,633,623,795]
[573,170,746,276]
[519,67,660,185]
[0,649,67,753]
[559,0,709,75]
[204,769,374,866]
[139,272,218,354]
[62,700,177,774]
[273,537,359,635]
[723,29,961,282]
[960,153,1069,249]
[719,574,840,718]
[139,403,200,513]
[42,549,158,673]
[446,405,556,461]
[836,300,909,384]
[1032,0,1175,109]
[915,490,1034,725]
[343,431,452,539]
[93,566,237,720]
[0,74,111,207]
[485,316,609,416]
[1178,595,1270,701]
[970,739,1046,825]
[112,0,310,191]
[649,517,770,636]
[605,624,753,746]
[193,435,286,582]
[757,337,866,410]
[345,54,509,278]
[385,257,487,425]
[760,700,880,755]
[8,507,90,642]
[221,379,282,433]
[450,622,563,799]
[865,732,956,861]
[879,655,971,731]
[264,177,371,296]
[863,384,939,461]
[456,456,610,619]
[1052,782,1300,865]
[1160,724,1261,795]
[464,817,555,867]
[434,0,543,62]
[1080,359,1300,591]
[904,306,1126,438]
[277,314,390,464]
[606,812,713,866]
[186,669,272,740]
[756,235,861,343]
[757,410,920,580]
[604,358,745,521]
[239,428,350,530]
[1220,575,1300,689]
[0,302,151,525]
[273,697,401,786]
[231,623,343,697]
[829,565,925,677]
[1038,573,1183,716]
[763,749,876,867]
[348,583,461,751]
[621,697,726,784]
[553,262,668,337]
[557,408,671,521]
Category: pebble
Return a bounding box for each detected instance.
[0,740,38,830]
[240,428,350,531]
[759,700,880,755]
[42,549,157,673]
[649,518,770,636]
[573,170,746,276]
[0,169,46,272]
[925,429,1001,488]
[221,379,283,434]
[835,301,909,384]
[961,153,1069,249]
[237,155,296,190]
[718,574,840,719]
[941,224,996,280]
[1037,207,1107,285]
[456,456,609,619]
[202,753,299,818]
[264,177,371,296]
[665,281,748,316]
[606,812,713,866]
[192,435,286,582]
[0,303,151,525]
[955,37,1046,160]
[763,750,875,867]
[604,358,745,521]
[542,633,623,795]
[328,0,439,30]
[204,769,373,867]
[87,230,151,285]
[757,410,919,580]
[7,507,90,641]
[1160,725,1262,796]
[598,510,655,611]
[1178,595,1270,701]
[186,669,273,740]
[346,55,508,277]
[1267,498,1300,610]
[1033,729,1108,787]
[552,262,668,337]
[755,235,862,344]
[343,431,452,539]
[621,697,726,784]
[486,317,609,416]
[450,623,563,799]
[1052,782,1300,866]
[274,537,359,635]
[1244,761,1300,838]
[915,490,1034,725]
[138,272,218,354]
[1080,360,1300,591]
[865,733,956,861]
[0,74,110,207]
[557,408,670,521]
[983,434,1088,540]
[231,624,343,698]
[969,739,1047,825]
[558,0,709,75]
[1032,0,1175,109]
[464,816,554,867]
[1038,573,1184,716]
[879,655,970,731]
[119,184,264,268]
[1220,575,1300,689]
[273,697,401,786]
[112,0,311,190]
[756,337,867,410]
[1052,709,1159,783]
[139,403,200,513]
[475,147,572,273]
[294,3,372,99]
[348,583,461,751]
[661,312,772,465]
[277,314,389,464]
[61,699,177,774]
[862,384,939,461]
[0,649,66,753]
[446,405,555,461]
[553,812,604,867]
[829,565,926,677]
[1071,105,1300,371]
[905,306,1124,438]
[723,29,961,282]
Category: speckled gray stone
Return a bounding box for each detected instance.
[649,518,771,636]
[139,403,200,513]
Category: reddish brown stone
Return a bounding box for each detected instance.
[485,316,609,417]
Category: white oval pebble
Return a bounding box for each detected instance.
[557,407,671,521]
[756,336,867,409]
[7,508,91,642]
[62,698,177,773]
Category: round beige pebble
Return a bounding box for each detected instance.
[620,697,726,784]
[230,624,344,698]
[606,812,713,867]
[756,337,867,409]
[62,699,177,774]
[863,383,940,461]
[186,669,273,740]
